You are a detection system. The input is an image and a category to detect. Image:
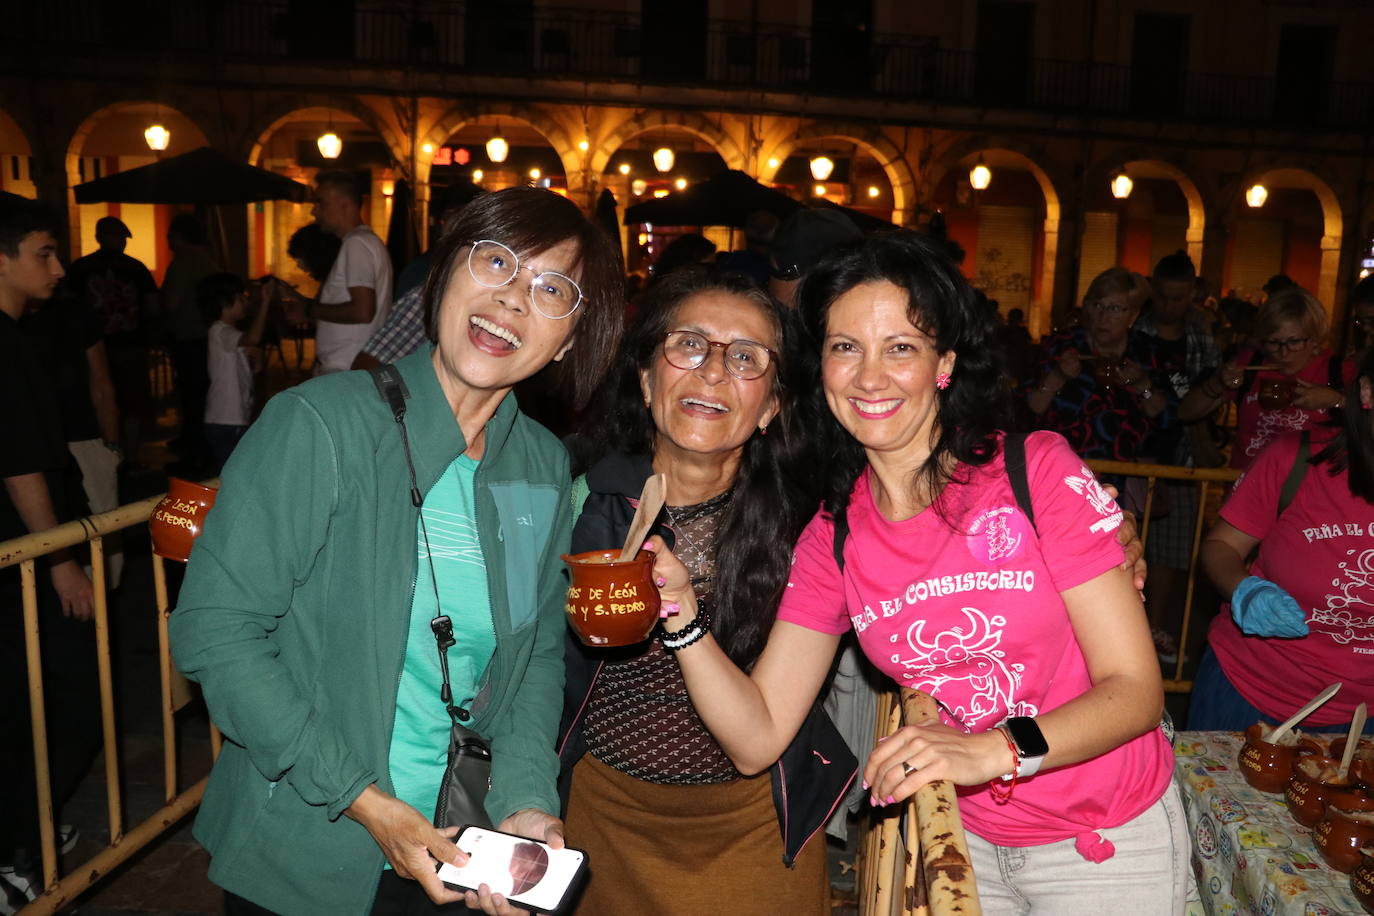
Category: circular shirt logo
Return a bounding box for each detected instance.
[966,506,1030,566]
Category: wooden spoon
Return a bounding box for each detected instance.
[1267,681,1342,744]
[618,473,667,563]
[1338,703,1368,783]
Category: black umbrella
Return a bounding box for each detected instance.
[810,197,899,232]
[73,147,310,205]
[624,170,802,228]
[594,188,624,268]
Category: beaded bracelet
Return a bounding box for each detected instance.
[987,727,1020,804]
[660,610,712,652]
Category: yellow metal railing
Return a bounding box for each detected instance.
[1087,459,1241,693]
[1,486,220,916]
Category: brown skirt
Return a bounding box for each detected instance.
[563,754,829,916]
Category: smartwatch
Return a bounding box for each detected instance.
[999,716,1049,780]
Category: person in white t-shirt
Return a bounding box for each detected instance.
[285,171,393,374]
[198,274,270,470]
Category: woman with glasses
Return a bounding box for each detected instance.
[1179,285,1352,470]
[647,235,1184,913]
[1189,347,1374,732]
[171,189,624,916]
[1027,267,1171,466]
[558,267,853,915]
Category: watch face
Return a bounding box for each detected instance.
[1005,717,1049,758]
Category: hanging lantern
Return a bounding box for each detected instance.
[632,179,647,196]
[766,157,780,170]
[380,180,395,198]
[1111,172,1134,199]
[809,156,835,181]
[867,185,880,198]
[813,184,827,197]
[618,162,631,175]
[421,142,434,155]
[144,124,170,152]
[317,131,343,160]
[653,147,675,172]
[1246,184,1268,208]
[969,158,991,191]
[486,132,509,164]
[675,178,688,190]
[528,168,541,181]
[472,169,484,183]
[578,138,590,152]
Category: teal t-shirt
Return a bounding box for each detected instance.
[388,454,496,824]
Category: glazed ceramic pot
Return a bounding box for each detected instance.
[1315,804,1374,873]
[1239,724,1320,794]
[1351,847,1374,914]
[1332,738,1374,790]
[1286,755,1371,828]
[561,549,662,647]
[149,478,218,563]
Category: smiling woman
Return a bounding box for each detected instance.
[170,188,627,916]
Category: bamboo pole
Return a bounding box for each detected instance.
[89,537,124,844]
[21,559,58,892]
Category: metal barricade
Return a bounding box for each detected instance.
[1,487,220,916]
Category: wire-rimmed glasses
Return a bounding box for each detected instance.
[661,329,777,381]
[466,239,583,320]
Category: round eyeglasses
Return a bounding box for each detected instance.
[662,329,777,381]
[467,239,583,320]
[1261,336,1311,354]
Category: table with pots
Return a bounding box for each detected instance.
[1175,728,1374,915]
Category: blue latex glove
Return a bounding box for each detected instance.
[1231,576,1309,638]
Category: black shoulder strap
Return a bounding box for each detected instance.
[1328,355,1343,392]
[831,509,850,572]
[1003,431,1038,535]
[1277,430,1311,518]
[369,364,411,423]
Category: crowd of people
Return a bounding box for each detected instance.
[2,175,1372,915]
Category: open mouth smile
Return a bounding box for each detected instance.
[469,315,523,350]
[849,397,903,418]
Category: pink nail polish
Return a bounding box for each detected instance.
[885,795,895,805]
[861,779,869,790]
[868,795,878,807]
[662,602,680,616]
[642,540,654,550]
[655,576,666,587]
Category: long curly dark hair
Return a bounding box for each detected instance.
[592,266,818,669]
[796,231,1012,528]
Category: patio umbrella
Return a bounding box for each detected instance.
[72,147,310,205]
[810,197,899,233]
[624,169,802,228]
[594,188,624,267]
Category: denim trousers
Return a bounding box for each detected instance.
[1187,647,1374,734]
[964,779,1191,914]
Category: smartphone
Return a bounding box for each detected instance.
[437,826,587,914]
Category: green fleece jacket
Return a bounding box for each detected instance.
[170,347,572,915]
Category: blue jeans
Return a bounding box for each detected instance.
[1187,647,1374,734]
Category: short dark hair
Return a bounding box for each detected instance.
[0,195,59,258]
[196,272,246,326]
[1152,249,1196,286]
[798,231,1011,524]
[168,213,208,246]
[287,223,342,282]
[315,170,363,208]
[421,188,625,410]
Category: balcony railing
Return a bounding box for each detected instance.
[4,2,1369,131]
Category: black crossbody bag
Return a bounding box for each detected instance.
[371,365,493,830]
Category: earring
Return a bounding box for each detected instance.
[759,425,768,436]
[936,372,951,390]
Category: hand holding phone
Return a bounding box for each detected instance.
[437,826,587,914]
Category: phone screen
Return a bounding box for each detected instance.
[437,827,586,913]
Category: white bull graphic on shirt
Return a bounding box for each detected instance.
[891,606,1037,729]
[1310,546,1374,646]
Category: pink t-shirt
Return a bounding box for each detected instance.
[1209,433,1374,725]
[778,431,1173,852]
[1229,350,1352,470]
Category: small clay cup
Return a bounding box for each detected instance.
[1351,847,1374,915]
[149,478,219,563]
[1286,755,1369,828]
[562,549,662,647]
[1259,377,1296,409]
[1238,723,1320,793]
[1315,803,1374,873]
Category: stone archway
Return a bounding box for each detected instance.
[591,110,746,179]
[759,122,918,226]
[1229,165,1344,311]
[0,107,34,197]
[244,95,407,170]
[1088,153,1209,269]
[928,140,1065,337]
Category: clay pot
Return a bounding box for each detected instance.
[149,478,218,563]
[1351,847,1374,915]
[1286,755,1370,828]
[561,549,662,647]
[1315,804,1374,873]
[1238,724,1321,793]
